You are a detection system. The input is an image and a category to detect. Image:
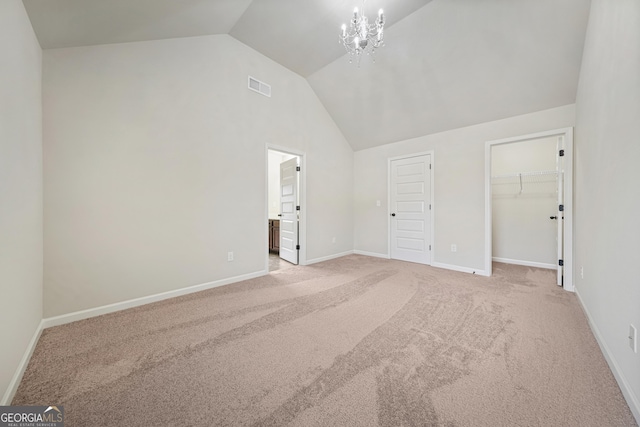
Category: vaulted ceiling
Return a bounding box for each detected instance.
[22,0,591,150]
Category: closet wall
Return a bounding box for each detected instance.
[491,136,558,267]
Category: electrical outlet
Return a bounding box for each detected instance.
[227,251,234,262]
[332,237,336,244]
[580,266,584,279]
[630,324,637,353]
[451,244,457,252]
[376,200,381,207]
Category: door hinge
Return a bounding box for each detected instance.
[559,204,564,212]
[429,245,431,251]
[559,149,565,157]
[559,259,564,266]
[296,244,300,250]
[296,166,300,171]
[429,204,432,210]
[296,206,300,211]
[429,164,432,170]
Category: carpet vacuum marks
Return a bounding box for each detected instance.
[13,255,637,426]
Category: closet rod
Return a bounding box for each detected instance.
[490,169,558,180]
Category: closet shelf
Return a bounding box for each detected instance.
[491,170,558,181]
[491,170,560,195]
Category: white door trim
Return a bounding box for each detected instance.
[387,150,435,262]
[266,144,307,267]
[484,128,574,291]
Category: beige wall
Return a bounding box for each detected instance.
[354,105,575,273]
[0,1,43,402]
[574,0,640,420]
[43,35,353,317]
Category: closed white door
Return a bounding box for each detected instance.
[390,155,432,264]
[279,157,299,265]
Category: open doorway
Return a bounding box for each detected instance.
[485,128,574,291]
[266,147,305,272]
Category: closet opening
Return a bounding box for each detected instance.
[485,128,574,291]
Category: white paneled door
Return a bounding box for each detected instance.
[390,154,432,264]
[279,157,299,265]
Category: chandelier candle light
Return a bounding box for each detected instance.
[339,0,385,63]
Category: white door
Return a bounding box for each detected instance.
[556,137,565,286]
[279,157,299,265]
[390,154,432,264]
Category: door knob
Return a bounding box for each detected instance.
[391,213,396,217]
[550,216,558,220]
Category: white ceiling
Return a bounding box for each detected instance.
[21,0,591,151]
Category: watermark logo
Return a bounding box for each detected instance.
[0,406,64,427]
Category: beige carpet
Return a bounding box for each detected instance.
[13,255,637,426]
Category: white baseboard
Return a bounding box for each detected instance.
[42,269,268,329]
[1,320,45,405]
[431,262,488,277]
[351,254,488,277]
[492,257,556,270]
[575,288,640,424]
[353,250,390,259]
[305,250,354,266]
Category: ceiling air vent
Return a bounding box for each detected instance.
[248,76,271,97]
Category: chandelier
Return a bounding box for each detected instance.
[339,0,385,63]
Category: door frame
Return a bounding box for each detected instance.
[387,150,435,263]
[484,127,574,291]
[266,144,307,268]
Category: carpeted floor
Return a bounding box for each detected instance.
[13,255,637,426]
